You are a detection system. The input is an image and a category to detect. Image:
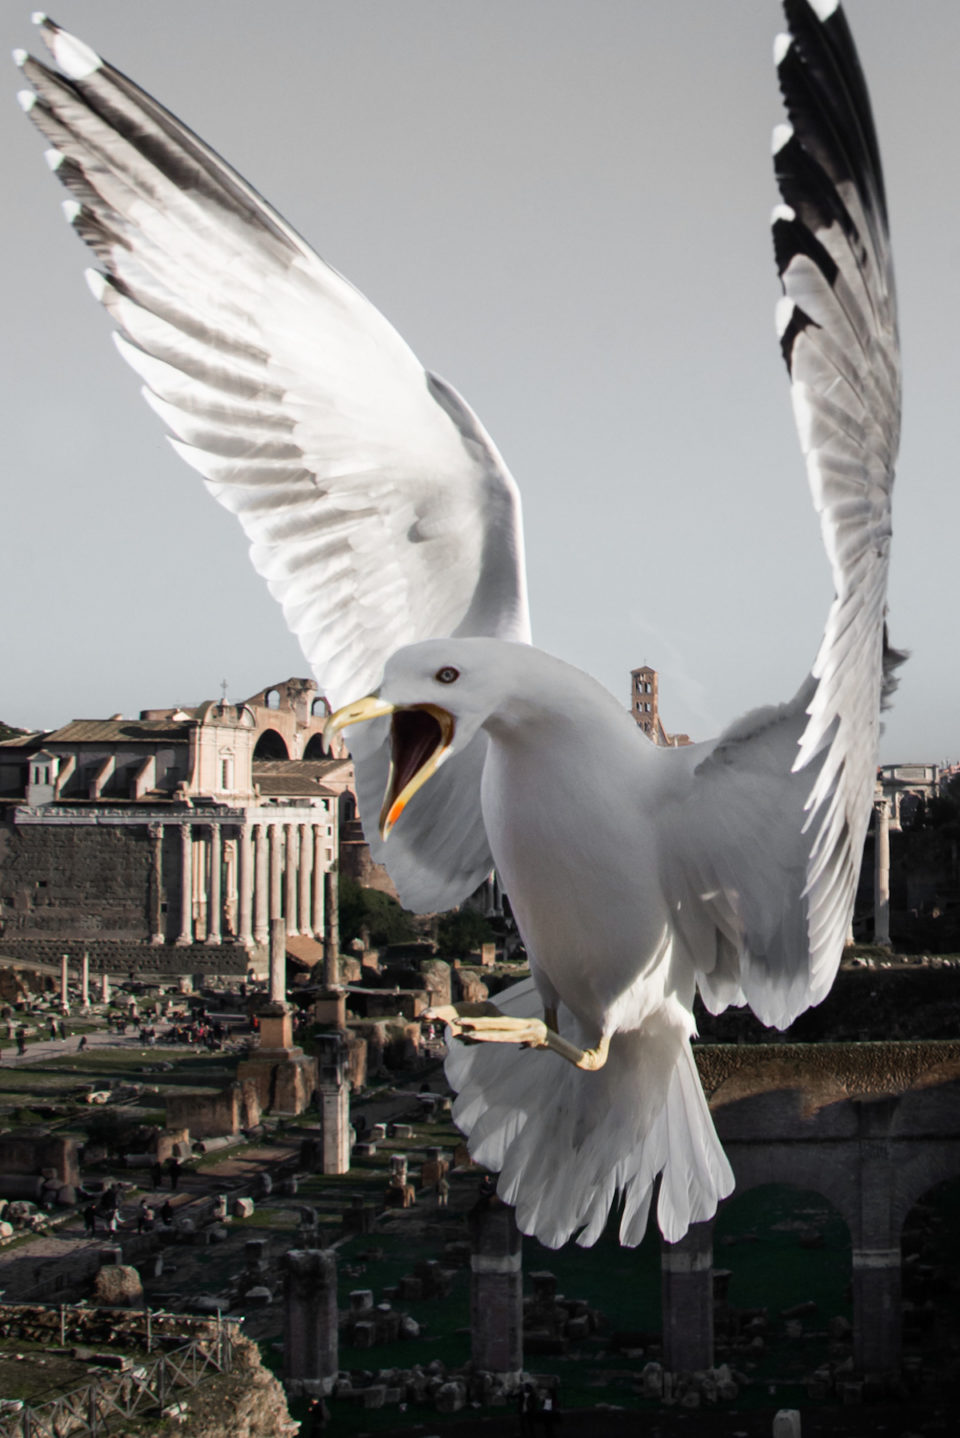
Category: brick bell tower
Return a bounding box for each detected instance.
[630,666,692,747]
[631,665,660,740]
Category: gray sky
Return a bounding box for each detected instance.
[3,2,958,762]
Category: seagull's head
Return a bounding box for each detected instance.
[324,637,529,839]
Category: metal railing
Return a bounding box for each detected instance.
[0,1306,239,1438]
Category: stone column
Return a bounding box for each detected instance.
[299,823,313,936]
[312,827,325,937]
[317,1044,350,1174]
[282,1248,338,1395]
[270,919,287,1005]
[206,822,222,946]
[60,953,69,1012]
[223,836,238,937]
[323,868,339,987]
[193,830,207,941]
[80,951,90,1010]
[269,824,283,925]
[285,824,299,937]
[176,824,193,946]
[469,1198,523,1380]
[853,1098,900,1376]
[254,824,269,945]
[874,797,891,947]
[661,1219,715,1373]
[148,823,164,945]
[101,973,110,1004]
[852,1247,902,1375]
[238,825,255,947]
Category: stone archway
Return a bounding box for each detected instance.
[303,732,327,761]
[712,1182,852,1386]
[703,1058,960,1379]
[254,729,289,761]
[899,1174,960,1390]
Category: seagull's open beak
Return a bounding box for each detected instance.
[325,696,456,840]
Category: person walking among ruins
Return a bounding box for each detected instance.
[160,1198,174,1226]
[15,1026,27,1056]
[49,1019,58,1040]
[58,1019,67,1041]
[436,1174,449,1207]
[99,1186,118,1226]
[539,1390,560,1436]
[517,1383,538,1437]
[168,1158,181,1190]
[83,1202,97,1236]
[77,1035,87,1052]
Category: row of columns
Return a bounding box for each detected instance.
[280,1194,911,1393]
[59,951,107,1010]
[149,819,334,949]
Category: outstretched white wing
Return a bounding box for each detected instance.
[16,16,530,706]
[662,0,901,1030]
[17,14,530,909]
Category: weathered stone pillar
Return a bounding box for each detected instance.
[148,823,164,945]
[270,919,287,1005]
[282,1248,338,1395]
[312,827,325,937]
[176,823,193,946]
[469,1198,523,1380]
[323,868,339,987]
[223,836,238,937]
[60,952,69,1011]
[254,824,270,945]
[206,822,222,946]
[269,823,283,924]
[193,830,208,940]
[238,824,255,948]
[299,823,313,936]
[80,951,90,1010]
[317,1044,350,1174]
[852,1247,901,1375]
[285,824,299,936]
[101,973,110,1004]
[853,1098,900,1375]
[661,1219,715,1373]
[874,797,891,947]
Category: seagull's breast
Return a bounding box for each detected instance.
[479,705,672,1033]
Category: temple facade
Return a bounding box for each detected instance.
[0,679,357,976]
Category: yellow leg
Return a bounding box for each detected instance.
[426,1003,610,1072]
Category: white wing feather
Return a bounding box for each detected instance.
[662,0,900,1030]
[18,15,530,909]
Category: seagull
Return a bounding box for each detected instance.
[16,0,900,1248]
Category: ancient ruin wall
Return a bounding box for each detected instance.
[0,820,152,941]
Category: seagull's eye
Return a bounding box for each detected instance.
[435,666,460,685]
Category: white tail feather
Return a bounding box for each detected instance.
[446,979,733,1248]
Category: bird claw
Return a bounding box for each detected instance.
[425,1003,549,1048]
[425,1003,610,1070]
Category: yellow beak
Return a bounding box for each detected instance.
[325,695,455,841]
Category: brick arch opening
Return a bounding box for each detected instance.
[303,733,327,760]
[254,730,289,761]
[712,1182,853,1378]
[899,1174,960,1385]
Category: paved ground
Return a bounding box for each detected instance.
[0,1027,160,1066]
